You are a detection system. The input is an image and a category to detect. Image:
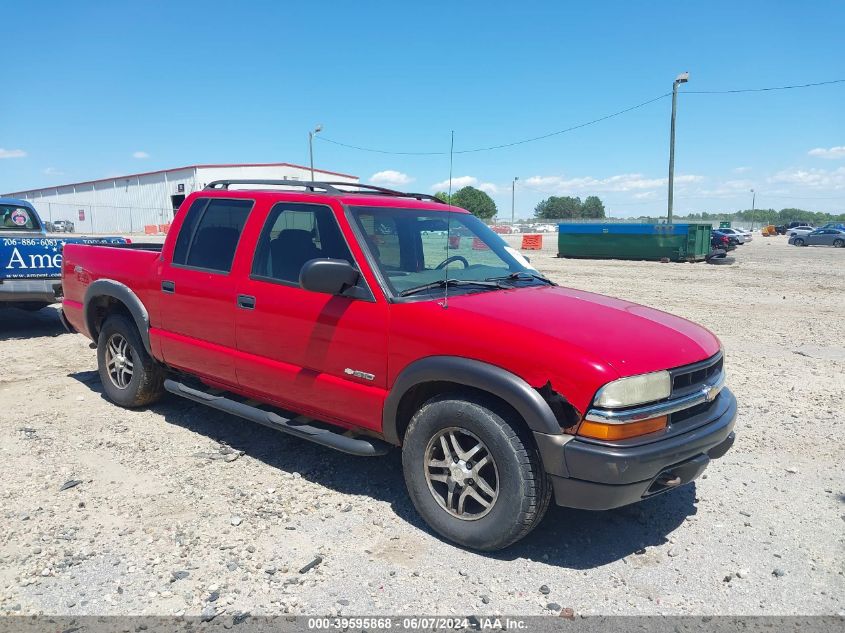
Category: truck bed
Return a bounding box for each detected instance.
[61,243,163,337]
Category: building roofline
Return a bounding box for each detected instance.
[3,162,359,196]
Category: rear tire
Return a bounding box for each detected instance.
[402,393,551,551]
[834,239,844,248]
[97,314,164,408]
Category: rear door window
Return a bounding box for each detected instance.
[173,198,253,273]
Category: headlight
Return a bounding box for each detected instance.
[594,370,671,408]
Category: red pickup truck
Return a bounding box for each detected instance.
[61,180,736,550]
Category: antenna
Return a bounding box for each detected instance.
[441,130,455,310]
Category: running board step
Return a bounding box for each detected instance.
[163,379,390,457]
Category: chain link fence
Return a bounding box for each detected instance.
[32,202,175,235]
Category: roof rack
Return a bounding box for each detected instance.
[205,179,445,203]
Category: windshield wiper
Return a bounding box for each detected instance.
[487,271,556,285]
[398,278,507,297]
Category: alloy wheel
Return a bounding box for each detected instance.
[424,427,499,520]
[105,333,134,389]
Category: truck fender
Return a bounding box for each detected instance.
[382,356,562,445]
[83,279,152,355]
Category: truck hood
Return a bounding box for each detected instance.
[445,284,720,378]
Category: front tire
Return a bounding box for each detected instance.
[794,238,805,246]
[402,393,551,551]
[97,314,165,408]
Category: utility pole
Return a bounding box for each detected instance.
[750,188,756,230]
[667,72,689,224]
[511,176,519,227]
[309,124,323,181]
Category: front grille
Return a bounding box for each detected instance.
[670,353,723,398]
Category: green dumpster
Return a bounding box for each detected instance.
[557,223,712,262]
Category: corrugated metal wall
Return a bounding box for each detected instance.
[5,165,357,234]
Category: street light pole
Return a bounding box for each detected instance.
[667,72,689,224]
[511,176,519,227]
[308,124,323,181]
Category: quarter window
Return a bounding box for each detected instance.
[173,198,253,273]
[251,203,353,284]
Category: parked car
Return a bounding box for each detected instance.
[717,228,747,244]
[788,228,845,247]
[52,219,75,233]
[61,180,736,551]
[820,222,845,231]
[0,198,128,311]
[776,221,815,235]
[787,226,816,237]
[732,227,753,241]
[712,229,742,247]
[710,231,736,252]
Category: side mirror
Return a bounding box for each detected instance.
[299,258,359,295]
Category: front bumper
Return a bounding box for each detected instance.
[534,387,737,510]
[0,278,62,304]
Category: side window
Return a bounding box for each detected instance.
[173,198,253,273]
[251,203,352,284]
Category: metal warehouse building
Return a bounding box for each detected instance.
[4,163,358,234]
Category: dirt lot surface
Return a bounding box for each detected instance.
[1,235,842,618]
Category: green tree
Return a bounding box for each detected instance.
[434,191,453,204]
[450,186,497,219]
[581,196,606,218]
[534,196,582,219]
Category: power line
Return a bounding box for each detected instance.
[316,78,845,156]
[317,93,671,156]
[684,78,845,94]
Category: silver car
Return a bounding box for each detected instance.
[788,228,845,247]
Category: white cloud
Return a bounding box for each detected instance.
[732,166,751,173]
[132,151,150,159]
[478,182,498,194]
[430,175,477,191]
[769,167,845,189]
[633,191,658,200]
[0,148,27,159]
[43,167,64,176]
[524,172,704,194]
[370,170,413,186]
[807,146,845,160]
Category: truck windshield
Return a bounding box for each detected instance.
[349,206,547,297]
[1,204,40,231]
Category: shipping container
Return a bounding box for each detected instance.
[558,223,712,262]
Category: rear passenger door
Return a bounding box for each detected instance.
[158,197,254,387]
[234,201,389,432]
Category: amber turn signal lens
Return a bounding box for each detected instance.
[578,415,668,440]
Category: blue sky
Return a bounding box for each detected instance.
[2,0,843,217]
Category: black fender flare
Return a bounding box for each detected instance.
[382,356,561,444]
[83,279,152,355]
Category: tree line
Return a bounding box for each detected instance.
[433,188,841,226]
[635,208,845,225]
[434,187,607,221]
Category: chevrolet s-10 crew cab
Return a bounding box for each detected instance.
[61,180,736,550]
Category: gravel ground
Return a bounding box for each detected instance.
[0,235,842,617]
